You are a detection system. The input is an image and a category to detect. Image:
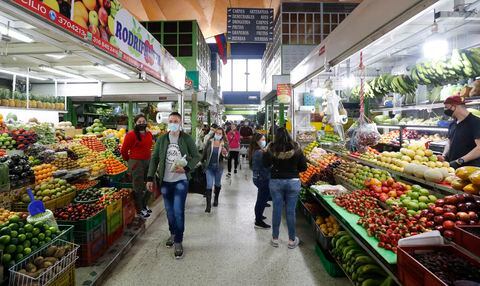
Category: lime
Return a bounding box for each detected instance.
[0,244,4,251]
[38,241,45,246]
[22,241,30,248]
[18,234,26,242]
[16,245,23,254]
[25,233,32,240]
[17,228,25,234]
[45,230,51,237]
[8,223,19,231]
[15,253,23,261]
[44,237,51,243]
[10,231,17,238]
[24,224,33,233]
[8,215,20,224]
[5,244,16,254]
[48,227,58,234]
[38,233,45,241]
[33,222,44,230]
[31,238,38,245]
[0,235,10,245]
[1,253,11,264]
[10,238,18,245]
[23,247,31,255]
[32,228,40,236]
[31,245,37,251]
[0,227,11,236]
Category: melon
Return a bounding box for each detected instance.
[413,165,429,179]
[424,168,444,183]
[404,163,418,175]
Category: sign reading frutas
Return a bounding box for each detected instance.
[227,8,273,43]
[277,84,292,104]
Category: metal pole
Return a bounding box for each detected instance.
[26,70,29,109]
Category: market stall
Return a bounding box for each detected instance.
[291,0,480,285]
[0,0,186,284]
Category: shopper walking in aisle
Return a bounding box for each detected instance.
[239,121,254,146]
[201,127,228,213]
[263,127,308,249]
[249,133,271,229]
[121,114,153,219]
[226,124,240,177]
[146,112,201,259]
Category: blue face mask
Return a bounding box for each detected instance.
[259,141,266,148]
[168,123,180,132]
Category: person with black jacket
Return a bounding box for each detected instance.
[263,127,308,249]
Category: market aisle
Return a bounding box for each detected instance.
[103,165,350,286]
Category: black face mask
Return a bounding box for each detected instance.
[135,124,147,131]
[444,108,454,117]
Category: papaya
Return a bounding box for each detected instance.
[455,166,480,180]
[451,178,469,190]
[463,183,480,195]
[469,170,480,185]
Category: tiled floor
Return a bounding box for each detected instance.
[103,166,350,286]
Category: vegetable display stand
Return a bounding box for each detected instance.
[47,264,75,286]
[397,245,480,286]
[57,209,106,233]
[106,200,122,235]
[73,219,106,245]
[11,198,56,212]
[315,244,345,278]
[76,235,107,267]
[54,192,76,209]
[57,225,74,243]
[122,199,136,229]
[453,225,480,258]
[106,225,123,247]
[9,239,79,286]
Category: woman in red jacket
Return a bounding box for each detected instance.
[121,114,154,219]
[226,124,240,177]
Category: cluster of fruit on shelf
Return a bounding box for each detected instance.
[374,114,443,127]
[21,178,76,203]
[418,193,479,238]
[334,190,381,217]
[447,166,480,195]
[306,147,328,162]
[51,156,79,170]
[55,121,75,131]
[303,141,319,156]
[32,164,57,184]
[316,215,340,237]
[54,203,103,221]
[0,215,61,268]
[0,155,35,189]
[0,209,20,225]
[390,185,438,215]
[319,133,341,143]
[77,153,106,178]
[69,143,91,158]
[331,231,393,285]
[301,155,342,186]
[85,119,107,135]
[297,131,317,142]
[103,157,127,175]
[102,128,126,141]
[14,243,73,279]
[352,73,417,98]
[80,136,106,152]
[334,161,391,189]
[0,133,16,150]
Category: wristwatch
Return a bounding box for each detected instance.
[456,158,465,165]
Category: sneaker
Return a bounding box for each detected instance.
[139,210,150,219]
[174,243,184,259]
[226,173,231,178]
[165,235,175,248]
[254,220,271,229]
[234,169,237,174]
[265,203,271,208]
[288,237,300,249]
[262,216,267,220]
[145,206,152,214]
[270,238,279,248]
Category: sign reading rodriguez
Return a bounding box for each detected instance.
[227,8,273,43]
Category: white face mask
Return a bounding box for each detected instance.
[214,134,222,141]
[168,123,180,132]
[258,140,266,148]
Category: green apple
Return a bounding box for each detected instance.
[418,196,429,203]
[89,11,99,27]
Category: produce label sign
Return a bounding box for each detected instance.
[227,8,273,43]
[277,84,292,104]
[9,0,185,91]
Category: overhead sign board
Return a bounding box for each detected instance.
[227,8,273,43]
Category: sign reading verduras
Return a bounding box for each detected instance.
[227,8,273,43]
[10,0,186,91]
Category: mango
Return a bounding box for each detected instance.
[455,166,480,180]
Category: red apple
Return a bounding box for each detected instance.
[455,194,466,203]
[455,220,467,226]
[435,225,444,232]
[458,203,467,212]
[443,230,455,239]
[444,212,456,221]
[444,195,458,205]
[434,207,445,216]
[457,212,470,222]
[435,199,445,207]
[434,215,444,225]
[444,205,457,213]
[443,220,455,230]
[426,221,435,227]
[427,212,435,220]
[468,211,479,221]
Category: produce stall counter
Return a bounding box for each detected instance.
[312,193,401,285]
[324,148,460,196]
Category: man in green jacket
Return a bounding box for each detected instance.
[147,112,201,259]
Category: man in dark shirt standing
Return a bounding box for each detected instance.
[441,96,480,168]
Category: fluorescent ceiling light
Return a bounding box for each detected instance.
[0,68,46,81]
[45,54,67,60]
[94,64,130,80]
[423,38,449,59]
[0,25,33,43]
[39,65,84,79]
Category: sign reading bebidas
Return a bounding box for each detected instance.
[227,8,273,43]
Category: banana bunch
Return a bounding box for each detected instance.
[351,74,417,99]
[332,231,394,286]
[411,48,480,86]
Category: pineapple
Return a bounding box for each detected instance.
[7,91,14,107]
[13,91,21,107]
[37,96,44,109]
[29,94,38,108]
[59,96,65,110]
[2,89,10,107]
[20,93,27,108]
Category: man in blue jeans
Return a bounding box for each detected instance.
[147,112,201,259]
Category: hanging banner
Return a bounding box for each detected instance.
[9,0,185,91]
[277,84,292,104]
[227,8,273,43]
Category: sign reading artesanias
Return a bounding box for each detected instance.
[227,8,273,43]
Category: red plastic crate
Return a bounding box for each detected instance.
[123,199,136,228]
[107,225,123,247]
[76,235,107,267]
[73,220,106,245]
[398,245,480,286]
[454,225,480,258]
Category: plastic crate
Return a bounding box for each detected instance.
[57,209,106,233]
[46,264,75,286]
[106,200,123,235]
[454,225,480,258]
[54,192,76,209]
[57,225,74,242]
[315,244,345,278]
[76,235,107,267]
[73,220,106,245]
[108,170,127,182]
[398,245,480,286]
[314,222,334,251]
[112,181,133,189]
[106,225,123,247]
[122,199,136,228]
